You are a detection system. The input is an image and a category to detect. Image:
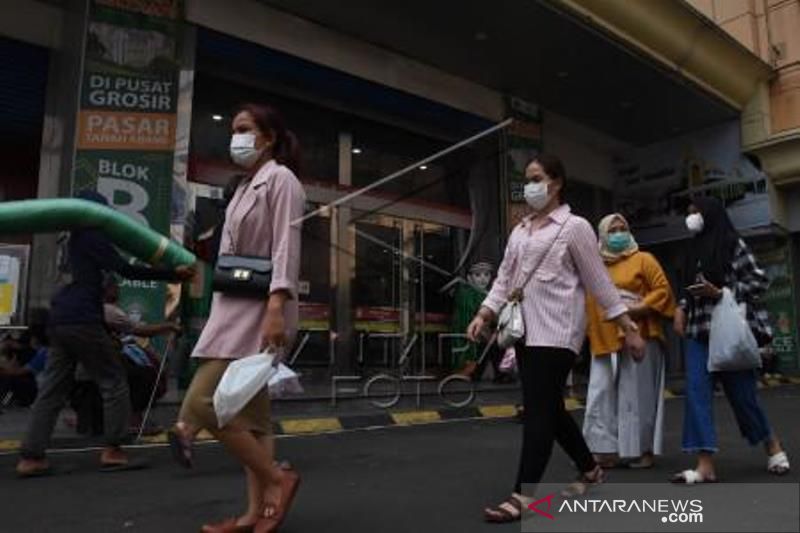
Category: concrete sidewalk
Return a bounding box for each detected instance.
[1,385,798,533]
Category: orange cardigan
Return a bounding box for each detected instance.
[586,251,676,356]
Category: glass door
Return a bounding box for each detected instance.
[351,214,464,374]
[412,223,454,375]
[352,217,404,368]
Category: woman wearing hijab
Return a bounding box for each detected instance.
[673,197,790,483]
[584,214,676,470]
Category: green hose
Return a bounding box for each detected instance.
[0,198,195,267]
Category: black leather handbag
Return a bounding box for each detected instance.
[213,179,274,298]
[212,255,272,297]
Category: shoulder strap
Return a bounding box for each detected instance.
[510,215,571,301]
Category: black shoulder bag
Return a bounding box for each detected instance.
[212,180,273,298]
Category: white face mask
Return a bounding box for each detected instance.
[686,213,705,234]
[230,133,264,168]
[523,181,550,211]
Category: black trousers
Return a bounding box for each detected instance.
[514,345,596,493]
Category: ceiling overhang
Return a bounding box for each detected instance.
[556,0,773,109]
[254,0,753,145]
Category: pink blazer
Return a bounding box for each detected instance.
[193,160,307,359]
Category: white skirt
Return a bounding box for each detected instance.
[582,339,665,458]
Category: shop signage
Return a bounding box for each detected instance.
[73,0,183,326]
[757,244,799,372]
[614,121,772,244]
[0,245,29,327]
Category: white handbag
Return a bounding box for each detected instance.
[496,295,526,350]
[495,218,569,350]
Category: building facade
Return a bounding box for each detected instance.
[0,0,797,377]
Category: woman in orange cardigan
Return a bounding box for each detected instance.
[584,214,676,469]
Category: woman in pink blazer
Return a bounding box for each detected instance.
[170,103,306,533]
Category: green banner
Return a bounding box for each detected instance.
[73,0,183,326]
[757,244,799,372]
[74,150,173,230]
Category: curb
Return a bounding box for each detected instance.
[2,379,798,455]
[0,403,532,454]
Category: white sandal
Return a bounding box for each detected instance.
[767,452,790,475]
[671,469,717,485]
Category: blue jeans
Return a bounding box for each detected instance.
[682,339,772,453]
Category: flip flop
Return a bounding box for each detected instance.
[767,451,790,475]
[99,458,149,473]
[254,467,301,533]
[670,469,717,485]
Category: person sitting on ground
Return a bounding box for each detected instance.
[103,275,181,434]
[72,276,183,437]
[0,336,46,408]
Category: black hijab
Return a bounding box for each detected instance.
[687,197,740,287]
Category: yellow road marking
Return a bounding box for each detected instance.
[391,411,441,425]
[479,405,518,418]
[197,429,215,440]
[139,433,168,444]
[280,418,342,434]
[0,440,21,451]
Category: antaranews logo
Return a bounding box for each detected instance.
[528,494,704,525]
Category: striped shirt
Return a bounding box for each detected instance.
[482,204,628,354]
[680,239,772,345]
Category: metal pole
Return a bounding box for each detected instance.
[295,118,515,226]
[419,225,426,375]
[135,335,175,443]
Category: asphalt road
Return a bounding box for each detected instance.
[1,386,798,533]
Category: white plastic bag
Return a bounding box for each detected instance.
[268,363,304,398]
[213,351,278,428]
[708,288,761,372]
[496,301,525,350]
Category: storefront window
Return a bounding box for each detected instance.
[349,117,470,212]
[299,210,331,306]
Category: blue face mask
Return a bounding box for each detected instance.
[607,232,632,253]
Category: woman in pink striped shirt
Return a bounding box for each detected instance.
[468,153,645,523]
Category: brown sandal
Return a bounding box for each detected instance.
[254,466,301,533]
[484,495,523,523]
[562,465,606,498]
